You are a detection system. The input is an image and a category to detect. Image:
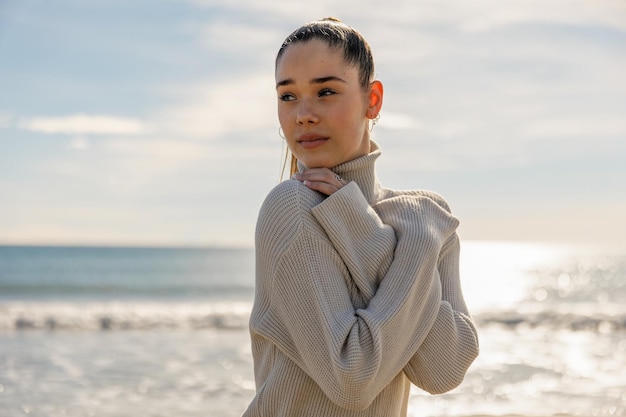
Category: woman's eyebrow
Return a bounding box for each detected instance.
[276,78,294,88]
[276,76,347,89]
[312,76,347,84]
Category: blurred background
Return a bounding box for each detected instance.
[1,1,625,416]
[1,0,624,248]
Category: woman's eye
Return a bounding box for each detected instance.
[319,89,336,97]
[279,93,296,102]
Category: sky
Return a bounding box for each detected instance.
[0,0,625,247]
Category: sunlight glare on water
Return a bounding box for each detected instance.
[459,241,571,313]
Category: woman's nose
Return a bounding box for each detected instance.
[296,101,320,125]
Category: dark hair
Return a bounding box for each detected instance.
[275,17,374,89]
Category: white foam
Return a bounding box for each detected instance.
[0,300,252,331]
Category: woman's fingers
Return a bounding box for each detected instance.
[294,168,346,196]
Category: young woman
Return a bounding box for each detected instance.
[243,18,479,417]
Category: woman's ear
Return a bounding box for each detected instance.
[367,80,383,119]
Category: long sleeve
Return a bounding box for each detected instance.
[402,233,479,394]
[310,181,396,307]
[252,179,459,410]
[316,185,479,394]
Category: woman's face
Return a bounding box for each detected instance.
[275,40,373,169]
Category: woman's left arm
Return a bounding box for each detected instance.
[402,233,479,394]
[299,171,479,395]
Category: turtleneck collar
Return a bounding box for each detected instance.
[297,140,382,205]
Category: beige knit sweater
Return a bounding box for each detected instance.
[244,141,479,417]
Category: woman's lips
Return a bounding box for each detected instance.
[297,134,328,149]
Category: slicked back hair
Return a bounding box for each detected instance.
[275,17,375,90]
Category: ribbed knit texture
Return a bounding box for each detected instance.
[244,141,479,417]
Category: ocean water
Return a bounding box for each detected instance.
[0,242,624,417]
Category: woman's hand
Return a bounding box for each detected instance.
[293,168,347,196]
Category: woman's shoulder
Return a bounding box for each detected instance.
[261,179,325,215]
[256,180,326,247]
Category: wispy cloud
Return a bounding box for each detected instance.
[66,137,89,151]
[18,114,149,135]
[2,0,625,245]
[379,113,422,130]
[196,21,283,54]
[525,115,626,139]
[457,0,626,33]
[155,74,277,139]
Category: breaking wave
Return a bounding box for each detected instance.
[2,300,625,333]
[0,300,252,331]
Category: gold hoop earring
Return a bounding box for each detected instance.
[279,127,285,140]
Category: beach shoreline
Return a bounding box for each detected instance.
[1,244,624,416]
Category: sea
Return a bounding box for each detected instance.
[0,241,624,417]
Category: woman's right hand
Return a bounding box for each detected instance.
[293,168,347,196]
